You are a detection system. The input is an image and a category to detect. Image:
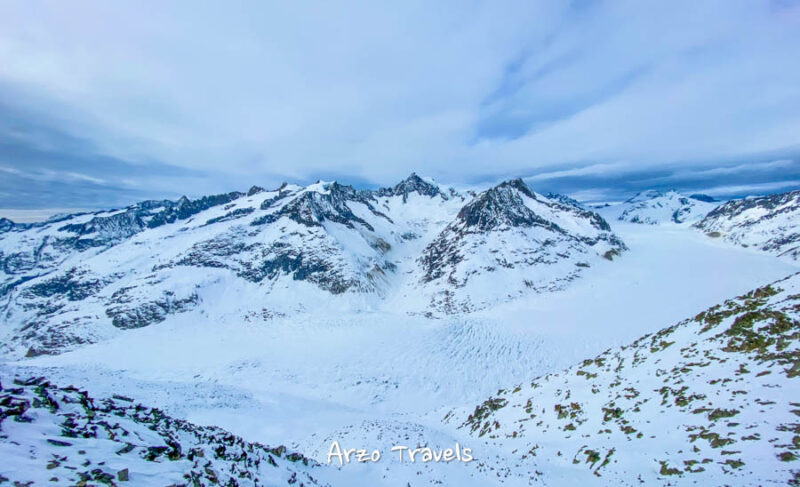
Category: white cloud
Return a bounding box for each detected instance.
[700,180,800,197]
[0,0,798,196]
[526,162,634,181]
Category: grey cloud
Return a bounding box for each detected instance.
[0,0,798,208]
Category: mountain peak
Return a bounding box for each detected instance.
[624,189,664,204]
[0,217,15,232]
[247,185,265,196]
[397,172,439,193]
[419,178,625,311]
[498,178,535,198]
[305,180,339,194]
[376,172,441,201]
[456,179,547,231]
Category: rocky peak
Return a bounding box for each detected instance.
[255,181,377,230]
[0,217,14,233]
[247,185,265,196]
[456,179,556,232]
[327,181,358,197]
[376,172,441,201]
[501,178,536,197]
[417,178,625,312]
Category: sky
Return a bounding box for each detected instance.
[1,0,799,213]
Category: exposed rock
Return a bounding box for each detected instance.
[0,374,332,486]
[375,172,442,201]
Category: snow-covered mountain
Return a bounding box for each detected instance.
[2,193,797,486]
[450,272,800,484]
[607,190,718,225]
[694,189,800,260]
[0,175,623,358]
[417,179,626,313]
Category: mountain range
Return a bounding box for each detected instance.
[0,174,625,357]
[2,176,800,486]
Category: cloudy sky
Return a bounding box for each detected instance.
[1,0,799,212]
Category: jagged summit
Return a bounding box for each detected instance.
[247,185,265,196]
[0,217,14,232]
[457,179,554,231]
[454,180,611,234]
[254,180,381,230]
[375,172,442,201]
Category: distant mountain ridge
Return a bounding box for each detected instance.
[0,174,624,357]
[608,189,719,225]
[694,189,800,260]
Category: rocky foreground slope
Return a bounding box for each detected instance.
[694,188,800,260]
[0,175,623,358]
[0,374,342,486]
[449,273,800,485]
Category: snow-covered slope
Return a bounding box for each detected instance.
[606,190,718,225]
[0,175,624,358]
[694,189,800,260]
[450,273,800,485]
[415,179,625,312]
